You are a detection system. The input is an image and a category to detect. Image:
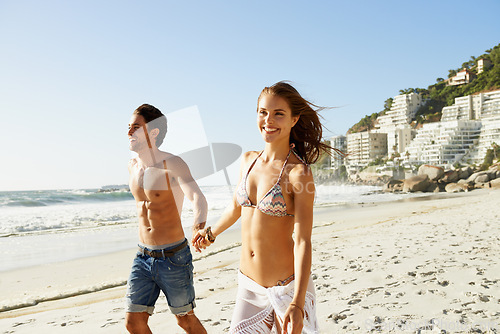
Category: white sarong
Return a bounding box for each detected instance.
[229,271,319,334]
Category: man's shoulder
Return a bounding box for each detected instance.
[128,157,139,168]
[160,151,185,166]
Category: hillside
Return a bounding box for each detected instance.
[348,42,500,134]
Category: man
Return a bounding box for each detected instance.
[125,104,208,334]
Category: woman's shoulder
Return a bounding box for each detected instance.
[288,158,313,183]
[241,150,260,164]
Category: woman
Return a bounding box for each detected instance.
[193,81,334,333]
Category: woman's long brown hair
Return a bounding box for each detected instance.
[258,81,344,164]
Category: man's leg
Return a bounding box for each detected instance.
[156,245,206,332]
[125,312,152,334]
[125,253,158,334]
[176,310,207,334]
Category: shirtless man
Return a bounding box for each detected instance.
[125,104,208,334]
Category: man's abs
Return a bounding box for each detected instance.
[136,199,184,245]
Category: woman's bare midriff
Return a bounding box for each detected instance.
[239,208,295,287]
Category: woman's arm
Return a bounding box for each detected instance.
[192,194,241,252]
[192,151,255,252]
[283,164,315,333]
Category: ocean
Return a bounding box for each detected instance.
[0,185,428,272]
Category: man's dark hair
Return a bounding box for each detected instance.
[134,104,168,147]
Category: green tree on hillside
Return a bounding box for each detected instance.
[481,142,500,170]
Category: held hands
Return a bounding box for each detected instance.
[191,227,215,253]
[282,303,304,334]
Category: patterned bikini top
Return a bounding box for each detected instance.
[236,149,305,217]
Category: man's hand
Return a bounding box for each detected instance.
[191,228,213,253]
[192,222,205,231]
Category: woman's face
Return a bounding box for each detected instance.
[257,94,299,144]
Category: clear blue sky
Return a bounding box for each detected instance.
[1,0,499,191]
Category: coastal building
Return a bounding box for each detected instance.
[477,58,492,74]
[346,132,387,168]
[441,90,500,121]
[466,118,500,163]
[346,89,500,168]
[406,89,500,166]
[446,68,476,86]
[330,135,347,170]
[456,90,500,163]
[376,93,423,128]
[405,120,481,166]
[375,93,422,154]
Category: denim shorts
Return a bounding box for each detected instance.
[126,240,196,315]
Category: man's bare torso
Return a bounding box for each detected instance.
[129,155,186,245]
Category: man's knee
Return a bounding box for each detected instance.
[176,311,205,333]
[125,312,150,334]
[175,311,192,328]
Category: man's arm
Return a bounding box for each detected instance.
[172,156,208,237]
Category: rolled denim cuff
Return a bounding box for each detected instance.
[127,302,155,315]
[170,300,196,315]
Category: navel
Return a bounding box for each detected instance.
[250,251,255,257]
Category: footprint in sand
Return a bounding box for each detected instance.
[328,313,347,323]
[101,320,120,328]
[12,319,35,327]
[59,320,83,327]
[347,298,361,305]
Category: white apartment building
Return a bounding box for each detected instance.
[477,58,492,74]
[466,118,500,163]
[383,125,414,157]
[406,89,500,166]
[375,93,422,154]
[406,120,482,166]
[441,90,500,121]
[346,90,500,168]
[330,135,347,169]
[376,93,423,129]
[346,132,387,167]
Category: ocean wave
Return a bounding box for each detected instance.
[0,189,134,208]
[2,219,136,237]
[6,200,47,207]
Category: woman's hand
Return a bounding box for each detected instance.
[282,303,304,334]
[191,228,213,253]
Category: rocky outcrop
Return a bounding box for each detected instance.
[491,178,500,189]
[441,170,459,183]
[384,162,500,193]
[418,165,444,181]
[457,166,473,180]
[467,171,488,183]
[383,179,404,192]
[403,175,430,192]
[445,183,466,193]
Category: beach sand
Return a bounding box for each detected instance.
[1,189,499,333]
